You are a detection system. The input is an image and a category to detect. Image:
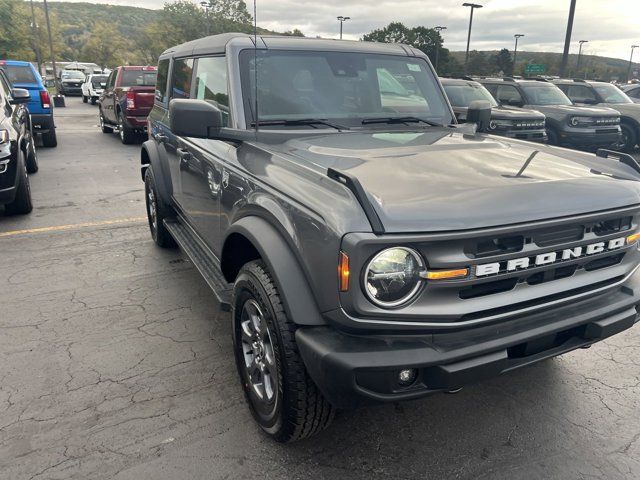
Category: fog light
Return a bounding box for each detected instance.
[398,368,417,386]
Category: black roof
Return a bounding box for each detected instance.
[440,77,481,85]
[160,33,419,59]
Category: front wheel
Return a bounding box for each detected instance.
[233,261,335,443]
[618,123,638,153]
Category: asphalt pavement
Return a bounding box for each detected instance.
[0,97,639,480]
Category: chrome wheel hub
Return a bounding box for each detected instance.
[240,299,276,403]
[147,188,157,233]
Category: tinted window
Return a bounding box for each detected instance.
[593,83,632,104]
[4,65,37,84]
[91,75,108,87]
[564,85,598,103]
[121,70,157,87]
[155,59,170,103]
[520,84,572,106]
[61,71,85,80]
[629,87,640,99]
[495,85,523,104]
[194,56,229,126]
[170,58,193,99]
[443,82,498,107]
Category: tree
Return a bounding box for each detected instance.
[492,48,513,76]
[282,29,304,37]
[0,0,32,59]
[466,50,491,76]
[81,21,130,69]
[208,0,252,24]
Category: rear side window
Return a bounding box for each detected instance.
[629,88,640,99]
[4,65,37,84]
[194,56,229,126]
[155,59,170,104]
[565,85,598,103]
[171,58,194,99]
[91,75,108,87]
[121,70,157,87]
[495,85,523,104]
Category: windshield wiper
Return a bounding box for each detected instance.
[361,116,443,127]
[252,118,348,130]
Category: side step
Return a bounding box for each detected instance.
[164,218,233,311]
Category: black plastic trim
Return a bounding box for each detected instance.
[596,148,640,174]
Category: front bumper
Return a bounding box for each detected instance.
[125,115,149,130]
[60,85,83,95]
[297,268,640,409]
[559,128,622,147]
[30,113,54,134]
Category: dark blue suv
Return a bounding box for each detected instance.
[0,60,57,147]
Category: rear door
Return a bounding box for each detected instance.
[102,69,118,123]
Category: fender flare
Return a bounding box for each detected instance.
[224,216,326,326]
[141,139,172,203]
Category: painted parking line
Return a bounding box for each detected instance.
[0,216,147,238]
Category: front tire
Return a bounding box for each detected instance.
[5,154,33,215]
[82,95,88,103]
[144,168,175,248]
[233,261,334,443]
[618,123,638,153]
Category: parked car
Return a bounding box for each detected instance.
[441,77,546,142]
[58,70,86,96]
[478,77,621,150]
[552,79,640,152]
[620,84,640,104]
[98,66,157,144]
[81,73,108,105]
[0,60,56,147]
[142,34,640,442]
[0,70,37,214]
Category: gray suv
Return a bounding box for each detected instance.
[479,77,621,150]
[142,34,640,442]
[553,79,640,152]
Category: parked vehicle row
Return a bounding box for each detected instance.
[81,74,108,105]
[137,34,640,443]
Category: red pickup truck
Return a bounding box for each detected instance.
[98,66,157,144]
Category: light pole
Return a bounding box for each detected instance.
[42,0,58,95]
[462,3,483,73]
[337,16,350,40]
[434,26,447,73]
[559,0,577,77]
[29,0,43,74]
[200,2,210,36]
[576,39,588,76]
[628,45,639,82]
[513,34,524,76]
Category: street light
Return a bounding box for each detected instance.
[29,0,43,74]
[577,39,588,76]
[337,16,350,40]
[434,26,447,73]
[200,1,210,36]
[462,3,483,73]
[628,45,639,83]
[559,0,577,77]
[42,0,59,96]
[513,34,524,76]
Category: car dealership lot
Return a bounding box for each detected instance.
[1,97,639,479]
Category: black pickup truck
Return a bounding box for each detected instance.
[141,34,640,443]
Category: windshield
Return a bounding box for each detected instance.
[240,50,454,127]
[61,71,85,80]
[121,70,157,87]
[91,75,108,87]
[443,82,498,108]
[3,65,37,84]
[594,83,632,104]
[521,84,572,106]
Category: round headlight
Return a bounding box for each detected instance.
[488,120,497,130]
[570,116,579,126]
[364,247,424,307]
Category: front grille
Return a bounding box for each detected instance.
[596,128,619,134]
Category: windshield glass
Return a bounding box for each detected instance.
[594,83,632,104]
[521,84,572,106]
[61,71,86,80]
[443,82,498,107]
[240,50,454,127]
[3,65,37,84]
[122,70,157,87]
[91,75,108,87]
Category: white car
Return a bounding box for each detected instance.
[81,73,108,105]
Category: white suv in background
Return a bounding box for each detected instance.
[81,74,108,105]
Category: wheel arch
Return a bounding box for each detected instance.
[141,140,172,204]
[222,216,326,326]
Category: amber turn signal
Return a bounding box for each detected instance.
[338,251,350,291]
[626,232,640,245]
[423,268,469,280]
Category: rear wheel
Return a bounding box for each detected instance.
[99,109,113,133]
[5,153,33,215]
[41,129,57,148]
[233,261,335,443]
[118,111,136,145]
[144,168,175,248]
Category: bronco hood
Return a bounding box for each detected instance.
[265,129,640,233]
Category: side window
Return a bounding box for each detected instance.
[628,87,640,99]
[194,56,229,126]
[106,71,116,89]
[170,58,194,100]
[566,85,597,103]
[495,85,523,105]
[483,83,498,99]
[155,59,170,104]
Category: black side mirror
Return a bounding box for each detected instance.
[467,100,492,132]
[9,88,31,105]
[507,98,524,107]
[169,99,222,138]
[582,98,598,105]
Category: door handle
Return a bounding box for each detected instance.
[178,148,192,170]
[153,133,167,143]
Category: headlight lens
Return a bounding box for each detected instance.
[0,129,8,145]
[364,247,424,307]
[488,119,513,130]
[570,116,594,126]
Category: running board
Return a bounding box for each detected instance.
[164,218,233,311]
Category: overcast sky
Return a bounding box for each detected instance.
[53,0,639,61]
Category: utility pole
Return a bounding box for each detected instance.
[434,26,447,73]
[42,0,58,94]
[628,45,639,82]
[576,39,588,77]
[462,3,483,73]
[337,16,350,40]
[29,0,43,74]
[559,0,577,77]
[513,34,524,76]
